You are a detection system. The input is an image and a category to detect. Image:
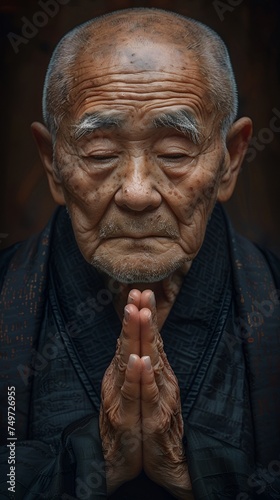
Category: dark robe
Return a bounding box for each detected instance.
[0,203,280,499]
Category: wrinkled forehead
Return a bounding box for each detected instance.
[51,14,216,137]
[64,36,211,129]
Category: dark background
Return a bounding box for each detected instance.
[1,0,280,253]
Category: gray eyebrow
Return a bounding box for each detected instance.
[73,109,202,143]
[153,109,202,144]
[73,112,125,140]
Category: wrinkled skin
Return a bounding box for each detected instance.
[32,13,252,498]
[100,289,192,497]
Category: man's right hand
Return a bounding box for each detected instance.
[99,293,143,494]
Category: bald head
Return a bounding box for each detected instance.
[43,8,237,139]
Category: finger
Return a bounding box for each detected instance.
[140,356,160,433]
[140,290,157,321]
[139,307,164,370]
[141,356,182,436]
[120,354,141,424]
[141,356,158,401]
[117,303,141,369]
[139,290,164,364]
[127,289,142,308]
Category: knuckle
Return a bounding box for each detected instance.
[153,357,165,376]
[115,353,127,372]
[156,335,164,353]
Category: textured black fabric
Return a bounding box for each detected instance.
[0,203,279,499]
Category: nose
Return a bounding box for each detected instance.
[114,157,162,211]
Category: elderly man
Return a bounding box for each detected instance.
[1,7,280,500]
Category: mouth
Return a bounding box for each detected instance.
[98,219,179,240]
[104,234,173,240]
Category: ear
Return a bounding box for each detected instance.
[217,117,253,203]
[31,122,66,205]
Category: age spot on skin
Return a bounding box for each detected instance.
[112,172,124,183]
[201,181,217,203]
[203,185,215,196]
[172,190,183,200]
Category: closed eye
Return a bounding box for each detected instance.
[88,155,118,161]
[158,154,188,160]
[82,154,119,169]
[157,153,196,171]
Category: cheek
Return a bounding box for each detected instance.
[184,176,219,219]
[58,157,120,223]
[170,168,221,252]
[55,154,122,258]
[164,166,220,221]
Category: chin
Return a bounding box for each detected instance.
[90,254,188,284]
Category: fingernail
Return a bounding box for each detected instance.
[128,354,138,369]
[124,307,130,322]
[142,356,152,371]
[127,293,134,303]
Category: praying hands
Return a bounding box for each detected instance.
[100,289,193,499]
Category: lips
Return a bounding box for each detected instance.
[99,220,179,240]
[100,231,178,241]
[104,233,172,239]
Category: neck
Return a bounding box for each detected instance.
[107,262,192,330]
